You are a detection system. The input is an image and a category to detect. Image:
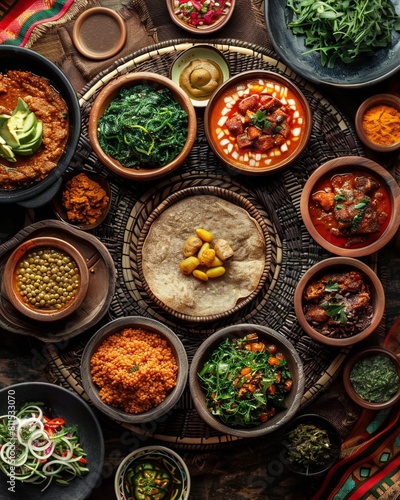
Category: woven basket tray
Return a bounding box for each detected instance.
[46,39,370,449]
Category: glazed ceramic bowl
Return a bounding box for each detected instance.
[0,46,80,205]
[294,257,385,347]
[300,156,400,257]
[355,94,400,153]
[189,323,305,438]
[169,44,231,107]
[166,0,235,34]
[51,169,111,230]
[204,70,312,176]
[114,446,190,500]
[0,382,104,500]
[281,414,342,476]
[88,71,197,182]
[3,237,89,322]
[80,316,188,424]
[343,346,400,410]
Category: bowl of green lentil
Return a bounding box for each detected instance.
[4,236,89,322]
[343,346,400,410]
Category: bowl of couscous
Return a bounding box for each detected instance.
[80,316,188,423]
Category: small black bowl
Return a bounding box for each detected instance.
[281,414,342,476]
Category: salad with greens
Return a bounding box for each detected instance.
[0,402,88,491]
[97,83,188,169]
[198,333,293,427]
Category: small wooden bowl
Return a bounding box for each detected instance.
[294,257,385,347]
[300,156,400,257]
[88,72,197,182]
[3,237,89,322]
[355,94,400,153]
[166,0,235,34]
[52,170,111,231]
[343,346,400,410]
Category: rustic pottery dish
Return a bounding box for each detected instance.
[0,382,104,500]
[300,156,400,257]
[166,0,235,34]
[52,169,111,230]
[189,323,305,438]
[355,94,400,153]
[72,7,127,60]
[3,236,89,322]
[169,44,231,107]
[281,414,342,476]
[204,70,312,176]
[80,316,188,424]
[343,346,400,410]
[294,257,385,347]
[114,446,190,500]
[0,46,81,205]
[88,71,197,182]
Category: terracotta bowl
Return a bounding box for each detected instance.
[343,346,400,410]
[166,0,235,34]
[88,72,197,182]
[281,414,342,476]
[169,44,231,108]
[189,323,305,438]
[3,237,89,322]
[204,70,312,176]
[51,169,111,231]
[115,446,191,500]
[294,257,385,347]
[300,156,400,257]
[355,94,400,153]
[80,316,188,424]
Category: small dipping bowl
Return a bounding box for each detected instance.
[4,237,89,322]
[355,94,400,153]
[170,44,231,107]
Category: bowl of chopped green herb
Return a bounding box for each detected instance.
[88,71,197,182]
[281,414,342,476]
[294,257,385,347]
[343,346,400,410]
[189,323,305,438]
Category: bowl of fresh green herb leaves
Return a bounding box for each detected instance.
[294,257,385,347]
[189,323,305,438]
[88,71,197,182]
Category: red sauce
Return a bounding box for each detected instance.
[308,169,392,249]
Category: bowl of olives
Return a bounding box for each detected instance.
[3,236,89,322]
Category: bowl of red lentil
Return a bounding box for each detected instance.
[3,236,89,322]
[80,316,189,424]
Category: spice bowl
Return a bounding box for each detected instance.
[115,445,190,500]
[88,71,197,182]
[294,257,385,347]
[281,414,342,476]
[189,323,305,438]
[80,316,188,424]
[51,169,111,230]
[3,237,89,322]
[343,346,400,410]
[355,94,400,153]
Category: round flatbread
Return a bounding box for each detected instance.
[141,195,266,317]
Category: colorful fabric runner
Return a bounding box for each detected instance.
[313,316,400,500]
[0,0,75,46]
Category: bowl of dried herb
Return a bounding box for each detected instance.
[281,414,342,476]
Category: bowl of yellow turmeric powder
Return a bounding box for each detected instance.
[355,94,400,153]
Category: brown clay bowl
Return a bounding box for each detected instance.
[355,94,400,153]
[300,156,400,257]
[3,237,89,322]
[343,346,400,410]
[88,71,197,182]
[294,257,385,347]
[204,70,312,176]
